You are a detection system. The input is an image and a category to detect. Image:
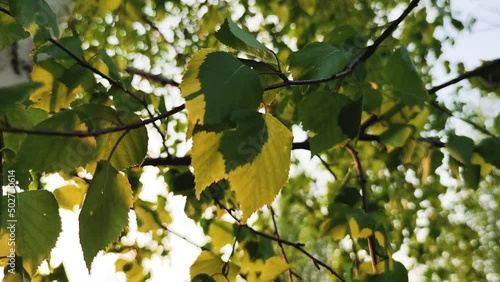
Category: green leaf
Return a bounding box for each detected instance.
[181,49,262,126]
[239,59,282,104]
[134,200,172,233]
[363,89,383,113]
[208,220,234,251]
[298,91,361,154]
[14,110,97,173]
[258,256,290,281]
[53,183,88,210]
[369,261,408,282]
[75,104,148,171]
[1,190,62,275]
[215,19,278,65]
[2,106,48,154]
[29,64,79,112]
[227,114,292,220]
[446,134,475,164]
[9,0,59,37]
[335,187,362,207]
[380,124,414,148]
[191,274,216,282]
[219,110,268,172]
[0,13,30,51]
[99,49,121,82]
[476,136,500,167]
[190,251,240,282]
[383,45,428,107]
[289,42,347,80]
[59,63,97,91]
[192,114,292,221]
[347,208,374,239]
[0,82,42,115]
[35,36,84,61]
[462,163,480,190]
[298,0,317,16]
[79,161,133,270]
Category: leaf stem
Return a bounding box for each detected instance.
[216,201,346,282]
[344,144,377,273]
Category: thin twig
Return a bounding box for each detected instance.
[429,101,494,137]
[216,201,346,282]
[263,0,421,91]
[269,206,297,282]
[159,223,208,251]
[344,144,377,273]
[428,58,500,94]
[126,67,180,87]
[0,105,184,137]
[317,156,338,180]
[0,7,174,153]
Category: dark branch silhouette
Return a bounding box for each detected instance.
[0,105,185,137]
[344,144,377,273]
[428,58,500,94]
[126,67,180,87]
[216,201,346,282]
[263,0,421,91]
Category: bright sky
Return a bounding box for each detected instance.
[1,0,499,281]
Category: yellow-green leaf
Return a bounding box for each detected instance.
[53,183,88,210]
[208,220,234,252]
[0,190,62,276]
[347,209,374,239]
[14,110,97,173]
[79,161,133,270]
[228,114,292,221]
[190,251,240,282]
[180,49,262,126]
[257,256,290,282]
[215,19,278,65]
[191,131,228,198]
[76,104,148,171]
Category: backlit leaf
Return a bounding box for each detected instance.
[347,209,374,239]
[228,114,292,221]
[191,131,228,197]
[53,183,88,210]
[256,256,290,282]
[190,251,240,282]
[380,124,414,149]
[299,91,361,154]
[0,13,29,51]
[0,82,42,115]
[79,161,133,269]
[383,45,428,107]
[2,105,48,154]
[0,190,62,276]
[14,110,97,173]
[29,64,78,112]
[219,110,268,172]
[462,163,480,190]
[9,0,59,37]
[208,220,234,252]
[215,19,277,65]
[35,36,84,61]
[181,49,262,125]
[289,42,347,80]
[369,260,408,282]
[75,104,148,171]
[476,136,500,167]
[446,134,474,164]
